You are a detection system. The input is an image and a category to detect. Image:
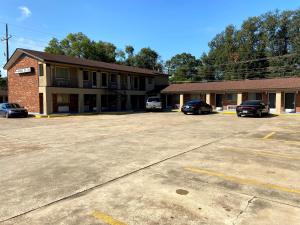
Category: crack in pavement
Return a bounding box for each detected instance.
[233,196,256,225]
[0,132,238,223]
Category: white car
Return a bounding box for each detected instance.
[146,97,162,111]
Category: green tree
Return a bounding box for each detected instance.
[166,53,200,81]
[134,48,163,71]
[45,32,117,62]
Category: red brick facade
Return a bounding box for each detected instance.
[296,93,300,113]
[8,55,40,113]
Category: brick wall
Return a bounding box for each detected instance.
[296,93,300,113]
[262,92,268,104]
[8,55,40,113]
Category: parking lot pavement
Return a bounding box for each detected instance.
[0,112,300,224]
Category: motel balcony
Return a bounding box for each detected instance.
[52,79,79,88]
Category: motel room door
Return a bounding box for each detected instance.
[285,93,296,113]
[268,93,276,113]
[216,94,223,109]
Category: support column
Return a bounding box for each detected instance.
[117,74,121,90]
[79,93,84,113]
[179,94,184,110]
[96,72,101,88]
[165,94,168,109]
[117,95,122,111]
[276,92,282,114]
[97,94,101,112]
[237,93,243,105]
[43,89,53,115]
[78,70,83,88]
[206,93,211,104]
[126,95,131,110]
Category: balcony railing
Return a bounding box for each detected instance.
[53,79,78,88]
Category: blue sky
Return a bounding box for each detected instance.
[0,0,299,75]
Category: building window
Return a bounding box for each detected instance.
[57,94,70,105]
[83,71,89,81]
[92,72,97,87]
[248,93,262,100]
[226,93,237,101]
[55,67,70,80]
[102,73,107,87]
[39,64,44,76]
[148,77,153,84]
[110,74,117,83]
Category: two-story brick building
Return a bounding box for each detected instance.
[3,48,169,115]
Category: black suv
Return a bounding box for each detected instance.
[236,100,269,117]
[181,100,213,115]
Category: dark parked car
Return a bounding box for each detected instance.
[181,100,213,115]
[0,103,28,118]
[236,100,269,117]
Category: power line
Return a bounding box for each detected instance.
[0,20,63,39]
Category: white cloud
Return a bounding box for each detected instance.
[14,37,46,51]
[17,6,32,21]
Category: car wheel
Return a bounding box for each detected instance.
[257,111,262,118]
[183,112,188,115]
[237,113,241,117]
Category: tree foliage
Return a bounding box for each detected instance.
[165,53,200,81]
[45,33,162,71]
[197,9,300,81]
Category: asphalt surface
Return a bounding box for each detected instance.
[0,112,299,225]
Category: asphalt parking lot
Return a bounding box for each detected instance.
[0,112,300,225]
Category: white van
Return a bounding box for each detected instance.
[146,96,162,111]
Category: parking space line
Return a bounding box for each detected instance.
[92,211,127,225]
[223,148,300,160]
[262,131,276,139]
[185,167,300,195]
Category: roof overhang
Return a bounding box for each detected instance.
[3,48,44,70]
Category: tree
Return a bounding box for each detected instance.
[198,8,300,81]
[45,32,117,63]
[124,45,135,66]
[166,53,200,81]
[0,76,7,88]
[134,48,163,71]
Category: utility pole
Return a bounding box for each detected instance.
[1,24,12,63]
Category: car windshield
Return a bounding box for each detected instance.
[147,98,160,102]
[4,103,21,109]
[241,100,261,106]
[186,100,201,105]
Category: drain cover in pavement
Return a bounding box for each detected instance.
[176,189,189,195]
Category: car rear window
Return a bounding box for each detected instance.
[241,100,261,105]
[187,100,201,105]
[147,98,160,102]
[5,103,21,109]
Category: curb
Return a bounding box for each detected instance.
[33,111,136,119]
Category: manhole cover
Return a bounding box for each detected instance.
[176,189,189,195]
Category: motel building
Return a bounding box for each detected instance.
[3,48,168,115]
[161,77,300,114]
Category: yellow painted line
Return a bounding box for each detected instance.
[185,167,300,195]
[255,137,300,145]
[92,211,127,225]
[223,148,300,160]
[262,131,276,139]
